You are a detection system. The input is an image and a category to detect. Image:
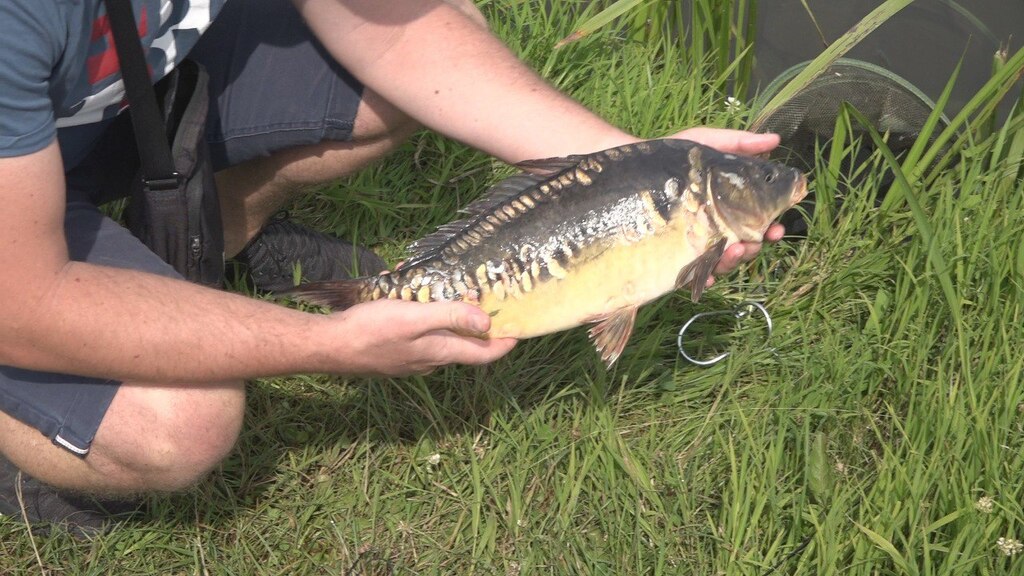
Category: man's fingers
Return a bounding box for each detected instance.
[709,222,789,277]
[668,128,780,156]
[367,299,489,338]
[714,243,748,275]
[332,292,518,377]
[441,334,518,365]
[418,329,518,369]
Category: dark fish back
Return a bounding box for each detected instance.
[400,140,700,273]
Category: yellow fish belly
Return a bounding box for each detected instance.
[482,215,727,339]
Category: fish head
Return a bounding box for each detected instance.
[704,153,808,240]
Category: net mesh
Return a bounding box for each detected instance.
[752,59,949,234]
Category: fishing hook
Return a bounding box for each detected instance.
[677,301,773,366]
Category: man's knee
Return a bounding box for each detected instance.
[138,401,243,492]
[91,380,245,492]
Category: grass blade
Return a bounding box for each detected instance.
[844,105,961,328]
[554,0,651,48]
[855,522,913,574]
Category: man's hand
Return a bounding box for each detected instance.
[666,126,779,158]
[326,299,517,377]
[662,127,787,279]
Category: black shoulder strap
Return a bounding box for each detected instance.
[102,0,180,190]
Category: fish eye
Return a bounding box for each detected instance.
[764,171,777,184]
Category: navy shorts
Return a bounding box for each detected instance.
[0,0,364,457]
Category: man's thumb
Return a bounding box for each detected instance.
[445,303,491,337]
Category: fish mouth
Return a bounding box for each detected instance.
[791,174,809,206]
[717,173,811,241]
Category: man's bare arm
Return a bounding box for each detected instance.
[293,0,637,163]
[292,0,785,274]
[0,142,514,383]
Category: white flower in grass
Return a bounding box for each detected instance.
[997,537,1024,556]
[975,495,994,513]
[426,453,441,466]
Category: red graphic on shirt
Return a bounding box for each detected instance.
[86,5,149,84]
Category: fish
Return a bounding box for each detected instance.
[287,139,808,367]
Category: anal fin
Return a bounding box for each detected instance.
[675,237,727,302]
[587,306,638,368]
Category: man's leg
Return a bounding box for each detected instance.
[0,377,243,539]
[0,202,244,535]
[202,0,488,257]
[189,0,488,290]
[0,0,490,535]
[215,88,418,257]
[0,380,242,495]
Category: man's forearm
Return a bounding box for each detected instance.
[294,0,638,163]
[4,261,334,383]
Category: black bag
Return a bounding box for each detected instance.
[104,0,225,288]
[125,61,225,288]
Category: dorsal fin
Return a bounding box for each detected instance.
[402,171,551,267]
[515,155,587,177]
[460,174,547,216]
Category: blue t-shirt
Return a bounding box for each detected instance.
[0,0,225,165]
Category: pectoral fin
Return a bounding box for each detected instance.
[587,306,638,368]
[675,237,727,302]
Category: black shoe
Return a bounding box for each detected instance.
[234,216,387,293]
[0,454,142,539]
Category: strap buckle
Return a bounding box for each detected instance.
[142,173,183,192]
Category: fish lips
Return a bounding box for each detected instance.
[790,173,810,206]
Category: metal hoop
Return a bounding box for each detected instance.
[677,301,773,366]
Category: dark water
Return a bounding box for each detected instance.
[748,0,1024,117]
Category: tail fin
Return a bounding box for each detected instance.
[280,279,367,310]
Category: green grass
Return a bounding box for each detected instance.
[4,1,1024,574]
